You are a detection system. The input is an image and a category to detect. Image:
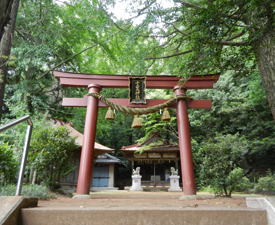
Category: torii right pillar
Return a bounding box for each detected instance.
[174,85,196,195]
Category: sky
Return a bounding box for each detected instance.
[109,0,175,24]
[55,0,175,25]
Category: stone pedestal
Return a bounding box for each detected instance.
[129,175,143,191]
[168,175,182,192]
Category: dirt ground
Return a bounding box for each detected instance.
[38,191,252,210]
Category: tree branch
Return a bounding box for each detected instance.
[47,107,73,115]
[14,28,28,41]
[145,49,193,60]
[219,41,248,46]
[135,1,156,17]
[37,105,74,115]
[145,58,155,74]
[226,31,247,41]
[175,0,202,9]
[172,41,183,52]
[150,42,173,51]
[139,30,178,38]
[112,20,131,32]
[37,44,97,80]
[165,21,190,37]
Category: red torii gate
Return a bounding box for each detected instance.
[54,71,220,197]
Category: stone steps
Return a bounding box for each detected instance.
[20,207,268,225]
[2,194,272,225]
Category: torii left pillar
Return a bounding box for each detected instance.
[174,86,196,196]
[74,84,101,198]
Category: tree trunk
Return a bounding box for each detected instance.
[252,27,275,121]
[29,168,33,185]
[0,0,20,121]
[0,1,13,40]
[32,169,37,185]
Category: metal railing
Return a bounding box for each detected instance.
[0,115,33,195]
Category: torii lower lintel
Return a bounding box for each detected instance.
[62,98,212,109]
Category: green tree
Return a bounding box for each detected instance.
[188,72,275,173]
[198,133,249,197]
[4,0,132,123]
[254,169,275,193]
[0,0,20,121]
[0,142,18,186]
[108,0,275,120]
[29,125,76,189]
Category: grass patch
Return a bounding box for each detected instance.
[0,185,57,200]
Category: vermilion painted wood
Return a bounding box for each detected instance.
[174,86,197,195]
[54,70,220,81]
[54,71,220,89]
[62,98,212,109]
[76,84,101,195]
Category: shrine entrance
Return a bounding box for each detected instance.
[120,132,180,187]
[54,71,219,197]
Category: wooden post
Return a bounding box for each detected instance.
[174,86,196,195]
[131,161,134,173]
[154,161,156,187]
[76,84,101,195]
[175,161,179,170]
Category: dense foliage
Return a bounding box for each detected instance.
[254,169,275,194]
[198,134,248,197]
[0,142,18,186]
[29,125,76,189]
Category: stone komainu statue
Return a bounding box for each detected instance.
[132,167,140,175]
[170,167,178,176]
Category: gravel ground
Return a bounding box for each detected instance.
[38,191,251,210]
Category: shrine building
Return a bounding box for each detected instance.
[121,132,181,187]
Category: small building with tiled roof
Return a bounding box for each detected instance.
[50,118,124,191]
[51,118,114,157]
[120,132,181,186]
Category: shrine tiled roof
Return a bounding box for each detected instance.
[50,118,114,152]
[120,132,179,152]
[65,124,114,151]
[96,153,125,166]
[121,145,179,152]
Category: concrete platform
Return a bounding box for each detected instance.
[247,197,275,225]
[0,196,38,225]
[91,187,119,192]
[20,192,268,225]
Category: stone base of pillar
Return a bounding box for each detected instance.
[129,175,143,191]
[73,194,92,199]
[168,175,182,192]
[180,195,202,200]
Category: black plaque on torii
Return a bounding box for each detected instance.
[129,77,146,104]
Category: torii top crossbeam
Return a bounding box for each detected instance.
[54,71,220,89]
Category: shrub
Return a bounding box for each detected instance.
[235,176,253,193]
[0,185,56,200]
[29,126,76,189]
[0,143,18,186]
[199,134,249,197]
[254,170,275,193]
